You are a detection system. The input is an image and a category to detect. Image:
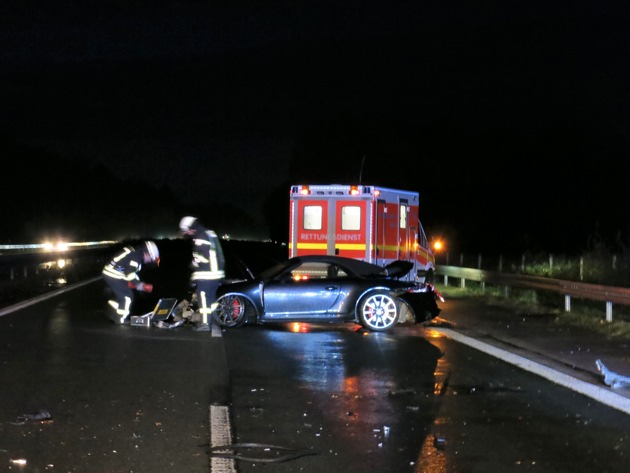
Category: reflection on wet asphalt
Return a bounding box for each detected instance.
[220,322,630,473]
[222,323,446,472]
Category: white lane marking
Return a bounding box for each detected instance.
[433,327,630,416]
[212,322,222,337]
[210,404,236,473]
[0,277,101,317]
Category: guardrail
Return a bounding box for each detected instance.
[436,265,630,322]
[0,244,119,283]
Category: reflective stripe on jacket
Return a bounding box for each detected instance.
[190,227,226,282]
[191,269,225,281]
[102,246,143,282]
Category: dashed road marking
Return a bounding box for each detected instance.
[210,404,236,473]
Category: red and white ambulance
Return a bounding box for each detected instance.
[288,184,435,282]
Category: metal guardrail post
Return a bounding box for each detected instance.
[606,302,613,322]
[436,264,630,323]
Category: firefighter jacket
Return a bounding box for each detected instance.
[189,222,226,282]
[102,245,145,283]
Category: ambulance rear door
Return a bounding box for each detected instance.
[332,197,369,260]
[290,197,330,256]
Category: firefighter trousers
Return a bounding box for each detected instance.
[104,277,134,324]
[193,278,224,325]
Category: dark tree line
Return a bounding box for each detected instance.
[4,119,629,258]
[1,137,272,244]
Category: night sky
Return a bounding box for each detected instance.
[2,1,629,254]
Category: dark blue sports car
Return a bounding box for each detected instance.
[213,255,442,332]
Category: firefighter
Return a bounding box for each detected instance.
[179,216,226,331]
[102,240,160,324]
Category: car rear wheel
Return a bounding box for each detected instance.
[213,294,247,328]
[357,291,399,332]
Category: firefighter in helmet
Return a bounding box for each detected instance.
[102,240,160,324]
[179,216,226,331]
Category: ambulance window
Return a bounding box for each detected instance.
[341,206,361,230]
[400,204,407,229]
[303,206,322,230]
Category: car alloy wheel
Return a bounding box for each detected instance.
[358,291,399,332]
[213,294,247,327]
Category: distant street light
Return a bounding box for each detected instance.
[433,239,444,252]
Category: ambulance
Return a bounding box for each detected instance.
[288,184,436,283]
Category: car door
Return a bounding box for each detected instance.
[262,262,344,320]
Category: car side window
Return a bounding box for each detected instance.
[292,262,327,280]
[290,262,350,281]
[326,264,348,279]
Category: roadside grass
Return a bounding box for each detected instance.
[435,282,630,341]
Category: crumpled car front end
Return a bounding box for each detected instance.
[398,283,443,324]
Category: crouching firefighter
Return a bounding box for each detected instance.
[179,216,226,331]
[102,241,160,324]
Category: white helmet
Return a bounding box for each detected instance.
[144,241,160,261]
[179,216,197,232]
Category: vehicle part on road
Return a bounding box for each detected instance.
[12,410,53,425]
[154,319,185,329]
[596,359,630,388]
[208,443,319,463]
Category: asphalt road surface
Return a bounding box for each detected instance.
[220,322,630,472]
[1,279,629,472]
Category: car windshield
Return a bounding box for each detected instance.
[258,260,292,281]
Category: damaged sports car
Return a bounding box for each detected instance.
[213,255,442,332]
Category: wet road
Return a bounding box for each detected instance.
[0,280,227,473]
[1,279,629,472]
[221,323,630,472]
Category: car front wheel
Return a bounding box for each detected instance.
[213,294,247,328]
[357,291,399,332]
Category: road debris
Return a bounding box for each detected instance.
[208,443,318,463]
[433,434,446,450]
[596,359,630,388]
[12,410,53,425]
[153,319,185,329]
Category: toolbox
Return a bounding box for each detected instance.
[130,298,178,326]
[152,298,178,321]
[130,313,152,327]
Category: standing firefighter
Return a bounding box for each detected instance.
[102,241,160,324]
[179,216,226,331]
